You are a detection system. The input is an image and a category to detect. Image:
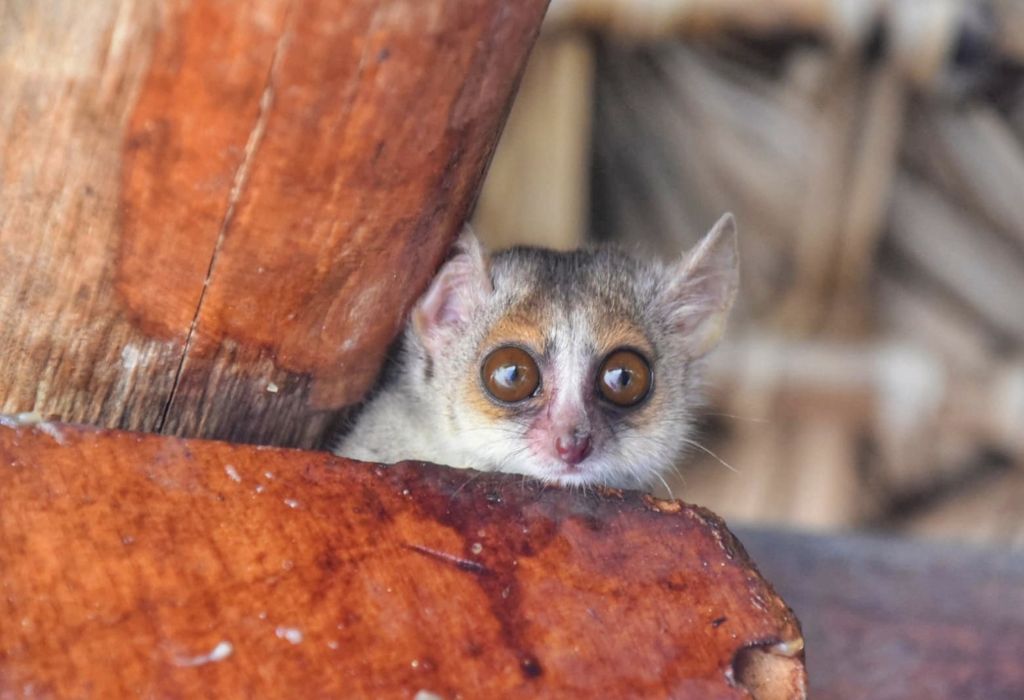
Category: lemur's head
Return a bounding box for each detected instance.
[410,214,739,488]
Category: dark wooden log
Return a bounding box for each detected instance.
[739,528,1024,700]
[0,0,548,448]
[0,419,806,698]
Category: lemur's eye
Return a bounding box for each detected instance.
[481,346,540,403]
[598,349,652,407]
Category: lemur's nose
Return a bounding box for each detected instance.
[556,434,592,465]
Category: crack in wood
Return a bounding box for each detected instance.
[405,543,491,575]
[155,10,293,433]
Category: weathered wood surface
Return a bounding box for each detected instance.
[0,0,548,448]
[739,528,1024,700]
[0,420,805,699]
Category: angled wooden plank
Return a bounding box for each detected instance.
[0,0,248,431]
[159,0,550,446]
[0,0,549,448]
[0,419,805,698]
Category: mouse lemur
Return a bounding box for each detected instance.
[334,214,739,489]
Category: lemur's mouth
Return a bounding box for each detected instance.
[550,458,592,478]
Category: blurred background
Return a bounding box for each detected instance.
[473,0,1024,549]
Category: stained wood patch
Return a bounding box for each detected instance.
[0,0,549,447]
[0,420,805,698]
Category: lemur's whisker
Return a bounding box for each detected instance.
[653,472,676,501]
[679,438,738,473]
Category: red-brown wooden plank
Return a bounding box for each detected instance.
[0,419,805,698]
[0,0,548,448]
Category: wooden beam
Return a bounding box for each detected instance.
[0,0,549,448]
[0,419,805,698]
[740,528,1024,699]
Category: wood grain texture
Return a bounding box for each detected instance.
[1,1,172,431]
[739,528,1024,700]
[0,420,805,699]
[0,0,548,447]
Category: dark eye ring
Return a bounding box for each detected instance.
[481,345,541,403]
[597,349,652,407]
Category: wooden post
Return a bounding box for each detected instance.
[0,0,549,448]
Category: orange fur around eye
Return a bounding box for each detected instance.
[464,314,548,420]
[483,312,548,352]
[594,318,654,360]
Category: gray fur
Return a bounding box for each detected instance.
[334,215,739,488]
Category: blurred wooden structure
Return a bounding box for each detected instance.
[475,0,1024,548]
[0,0,547,449]
[0,420,806,698]
[473,35,593,251]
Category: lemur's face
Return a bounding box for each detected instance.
[411,215,738,488]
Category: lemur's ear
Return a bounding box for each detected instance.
[412,228,492,355]
[660,213,739,357]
